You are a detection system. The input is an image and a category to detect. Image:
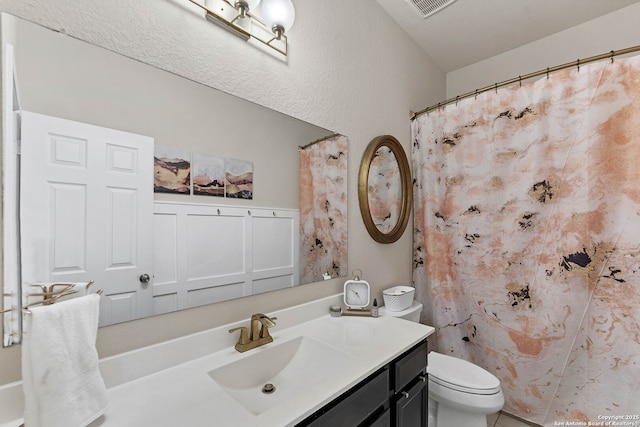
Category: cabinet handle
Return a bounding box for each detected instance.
[402,391,410,399]
[419,375,427,382]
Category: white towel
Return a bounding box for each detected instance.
[22,294,108,427]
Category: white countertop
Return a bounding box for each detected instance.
[0,294,434,427]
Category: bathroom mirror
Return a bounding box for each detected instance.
[1,13,347,344]
[358,135,412,244]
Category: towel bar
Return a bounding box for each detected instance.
[1,281,100,314]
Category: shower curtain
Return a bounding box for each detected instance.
[412,56,640,425]
[299,135,348,283]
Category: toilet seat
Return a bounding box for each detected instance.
[429,374,501,395]
[427,352,501,395]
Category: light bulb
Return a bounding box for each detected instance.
[260,0,295,34]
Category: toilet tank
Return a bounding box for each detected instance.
[379,301,423,322]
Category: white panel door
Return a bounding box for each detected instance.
[20,111,154,326]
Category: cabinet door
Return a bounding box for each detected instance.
[394,377,427,427]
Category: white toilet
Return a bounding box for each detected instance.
[379,301,504,427]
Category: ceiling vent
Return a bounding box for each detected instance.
[405,0,459,18]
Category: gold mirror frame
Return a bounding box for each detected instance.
[358,135,412,244]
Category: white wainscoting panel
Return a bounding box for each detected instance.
[152,212,179,313]
[251,211,298,295]
[152,202,299,315]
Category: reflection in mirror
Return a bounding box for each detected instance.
[368,146,401,234]
[1,13,348,346]
[299,134,348,283]
[358,135,412,244]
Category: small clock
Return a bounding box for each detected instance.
[344,279,370,309]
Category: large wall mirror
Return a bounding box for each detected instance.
[358,135,411,244]
[1,13,348,346]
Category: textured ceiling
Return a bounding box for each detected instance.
[376,0,640,72]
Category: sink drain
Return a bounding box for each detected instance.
[262,383,276,394]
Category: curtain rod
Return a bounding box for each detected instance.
[410,44,640,121]
[297,132,341,151]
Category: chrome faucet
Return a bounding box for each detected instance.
[229,313,277,352]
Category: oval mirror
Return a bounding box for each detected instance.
[358,135,412,244]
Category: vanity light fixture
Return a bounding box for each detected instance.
[187,0,295,56]
[234,0,260,19]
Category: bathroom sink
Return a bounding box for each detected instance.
[208,336,353,415]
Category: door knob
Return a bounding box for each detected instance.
[139,273,151,283]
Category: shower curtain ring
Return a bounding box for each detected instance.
[577,58,580,72]
[546,67,550,79]
[519,75,522,87]
[455,96,459,106]
[610,50,615,63]
[475,89,478,100]
[494,83,498,94]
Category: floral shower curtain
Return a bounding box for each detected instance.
[299,135,348,283]
[412,56,640,425]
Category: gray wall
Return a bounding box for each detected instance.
[446,3,640,98]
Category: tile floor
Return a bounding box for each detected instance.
[488,411,541,427]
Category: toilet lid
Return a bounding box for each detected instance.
[427,352,501,395]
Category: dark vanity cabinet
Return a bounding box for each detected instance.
[297,339,428,427]
[391,340,428,427]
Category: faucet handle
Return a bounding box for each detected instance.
[259,316,277,339]
[229,326,249,345]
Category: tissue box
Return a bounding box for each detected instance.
[382,286,415,312]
